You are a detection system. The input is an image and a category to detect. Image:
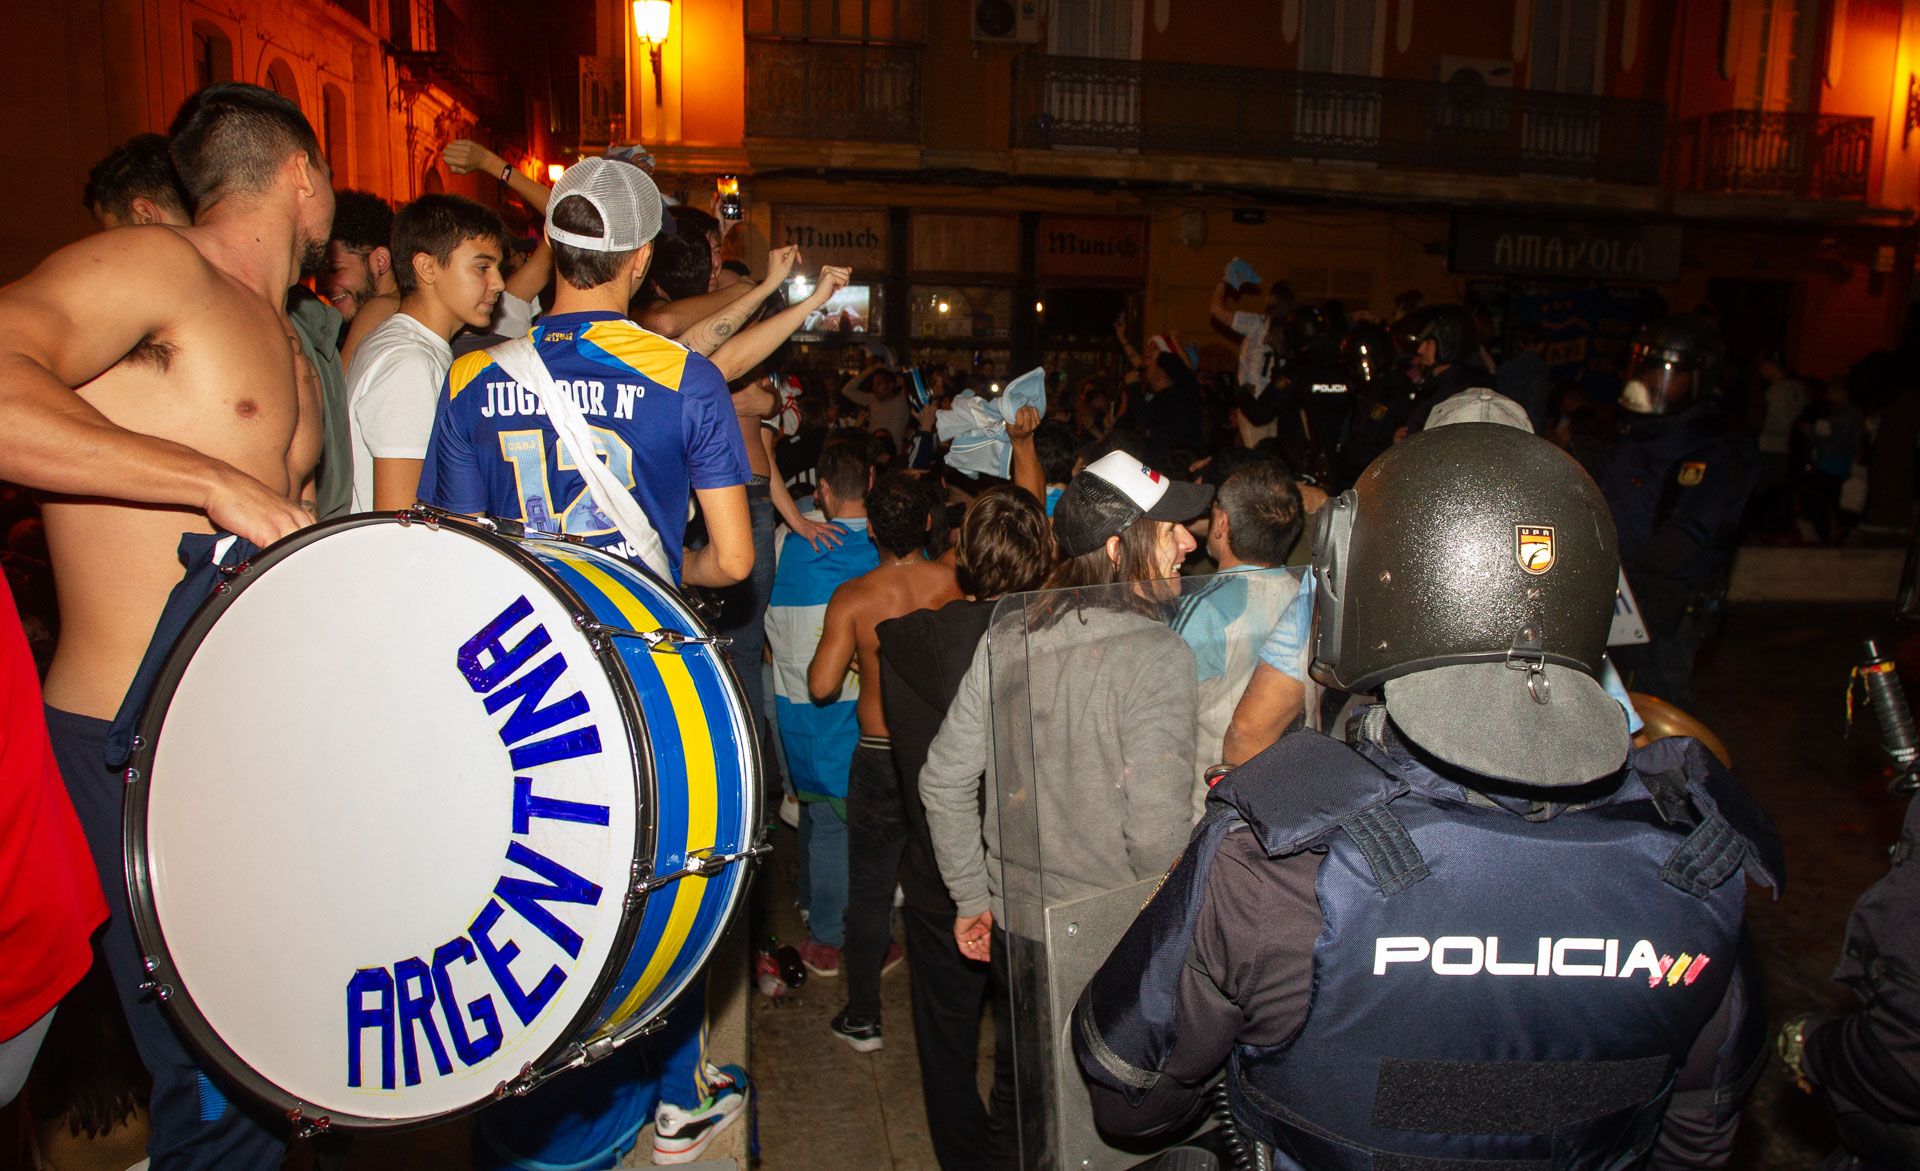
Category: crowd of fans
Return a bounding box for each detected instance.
[7,84,1920,1171]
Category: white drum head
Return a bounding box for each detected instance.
[139,522,641,1123]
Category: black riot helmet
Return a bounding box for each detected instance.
[1343,321,1395,383]
[1310,424,1628,787]
[1284,305,1327,361]
[1390,303,1477,368]
[1619,313,1725,415]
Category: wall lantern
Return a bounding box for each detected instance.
[633,1,671,106]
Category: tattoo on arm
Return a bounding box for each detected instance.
[679,285,770,355]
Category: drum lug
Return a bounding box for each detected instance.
[122,766,139,786]
[494,1062,540,1100]
[583,1035,617,1063]
[395,504,447,530]
[575,619,733,655]
[137,954,173,1001]
[285,1108,332,1139]
[628,842,773,900]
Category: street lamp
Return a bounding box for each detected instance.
[633,1,671,106]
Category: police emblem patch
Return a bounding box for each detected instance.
[1516,525,1555,575]
[1677,461,1707,487]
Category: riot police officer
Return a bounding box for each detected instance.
[1601,314,1757,707]
[1396,303,1493,432]
[1287,307,1354,483]
[1338,320,1418,484]
[1073,424,1781,1169]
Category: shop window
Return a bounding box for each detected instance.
[911,286,1012,342]
[191,22,233,90]
[322,85,350,182]
[265,59,300,107]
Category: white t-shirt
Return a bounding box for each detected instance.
[1758,378,1807,456]
[492,290,541,340]
[1232,310,1280,447]
[346,311,452,511]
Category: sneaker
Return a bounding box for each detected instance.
[652,1069,748,1165]
[830,1010,883,1053]
[798,939,841,978]
[778,792,800,830]
[880,942,906,978]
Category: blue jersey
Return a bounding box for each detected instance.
[418,311,749,583]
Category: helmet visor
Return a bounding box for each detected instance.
[1619,348,1696,415]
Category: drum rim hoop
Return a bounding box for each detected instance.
[120,512,675,1131]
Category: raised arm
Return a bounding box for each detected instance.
[711,263,848,381]
[678,245,799,356]
[0,228,309,546]
[1008,404,1045,503]
[505,238,552,306]
[443,140,551,214]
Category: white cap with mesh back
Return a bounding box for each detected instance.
[545,157,663,252]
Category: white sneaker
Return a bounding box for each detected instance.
[778,792,800,830]
[652,1067,748,1164]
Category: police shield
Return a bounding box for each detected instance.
[982,565,1309,1167]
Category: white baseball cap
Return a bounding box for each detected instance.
[1053,450,1214,557]
[545,157,665,252]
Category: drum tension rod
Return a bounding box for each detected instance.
[285,1108,333,1139]
[628,842,772,903]
[575,619,733,655]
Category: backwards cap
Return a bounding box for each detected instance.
[545,157,664,252]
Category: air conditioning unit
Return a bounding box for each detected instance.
[973,0,1042,43]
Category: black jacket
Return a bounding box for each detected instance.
[876,598,997,915]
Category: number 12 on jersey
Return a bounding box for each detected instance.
[497,427,635,537]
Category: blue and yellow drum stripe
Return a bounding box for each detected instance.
[529,545,754,1038]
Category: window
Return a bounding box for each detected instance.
[191,22,233,90]
[265,59,301,106]
[1299,0,1378,75]
[746,0,925,41]
[1732,0,1818,111]
[1529,0,1605,95]
[1048,0,1139,59]
[322,84,350,183]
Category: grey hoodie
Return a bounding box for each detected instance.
[919,601,1198,929]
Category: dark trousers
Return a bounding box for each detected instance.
[1615,574,1718,709]
[903,905,1011,1170]
[47,706,286,1171]
[843,742,903,1023]
[1825,1104,1920,1171]
[984,925,1020,1168]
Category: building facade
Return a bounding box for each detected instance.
[602,0,1920,389]
[0,0,578,283]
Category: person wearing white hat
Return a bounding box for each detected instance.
[420,155,755,1168]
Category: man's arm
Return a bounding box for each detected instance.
[341,294,400,373]
[505,239,552,306]
[677,246,799,356]
[807,586,860,702]
[371,458,425,511]
[682,484,753,587]
[1210,280,1242,335]
[1008,404,1045,503]
[635,283,755,340]
[1223,661,1307,766]
[0,227,309,546]
[443,140,551,214]
[710,262,848,381]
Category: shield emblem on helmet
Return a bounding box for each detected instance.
[1516,525,1556,575]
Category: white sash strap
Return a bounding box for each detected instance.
[486,336,673,581]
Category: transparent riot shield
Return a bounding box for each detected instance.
[986,565,1308,1168]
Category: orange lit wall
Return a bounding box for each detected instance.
[680,0,746,147]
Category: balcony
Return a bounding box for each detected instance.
[1671,110,1873,202]
[1012,54,1667,185]
[745,37,923,143]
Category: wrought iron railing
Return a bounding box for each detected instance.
[1011,54,1667,184]
[1671,110,1873,200]
[745,37,923,143]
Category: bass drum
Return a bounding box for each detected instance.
[122,513,762,1131]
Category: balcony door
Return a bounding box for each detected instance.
[1732,0,1817,113]
[1294,0,1382,152]
[1524,0,1607,170]
[1045,0,1142,146]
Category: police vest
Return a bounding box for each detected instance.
[1601,403,1758,581]
[1105,727,1780,1170]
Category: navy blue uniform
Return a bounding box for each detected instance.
[1601,402,1757,705]
[1073,718,1780,1170]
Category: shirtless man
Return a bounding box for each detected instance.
[807,472,961,1052]
[0,82,327,1169]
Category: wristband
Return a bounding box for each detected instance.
[499,162,513,183]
